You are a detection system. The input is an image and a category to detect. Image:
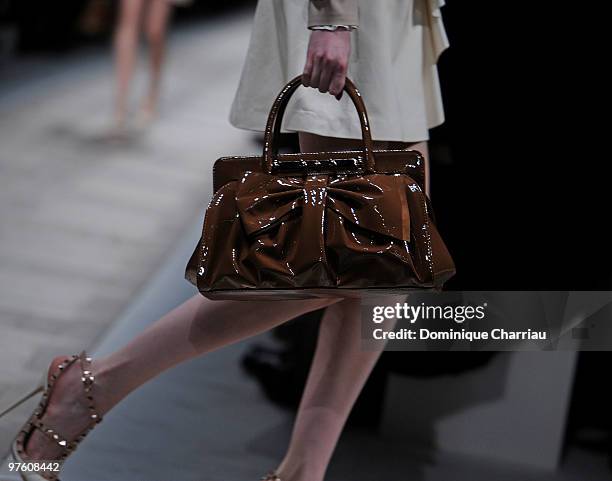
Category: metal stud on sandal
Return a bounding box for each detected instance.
[2,350,103,481]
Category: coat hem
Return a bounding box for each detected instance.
[229,108,438,143]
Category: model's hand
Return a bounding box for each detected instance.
[302,30,351,100]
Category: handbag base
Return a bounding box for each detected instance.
[200,285,447,301]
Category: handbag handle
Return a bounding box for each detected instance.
[262,75,376,174]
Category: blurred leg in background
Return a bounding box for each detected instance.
[140,0,173,123]
[113,0,173,131]
[113,0,145,130]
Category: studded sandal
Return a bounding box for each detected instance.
[2,350,103,481]
[261,472,282,481]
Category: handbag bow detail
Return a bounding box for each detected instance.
[235,171,413,243]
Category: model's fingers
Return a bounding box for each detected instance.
[318,62,333,93]
[302,53,314,87]
[309,55,323,90]
[329,67,346,99]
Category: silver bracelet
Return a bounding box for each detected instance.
[309,25,357,32]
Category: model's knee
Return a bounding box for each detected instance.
[115,22,140,45]
[335,298,360,316]
[145,25,166,46]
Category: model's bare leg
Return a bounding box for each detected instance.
[410,140,430,197]
[275,297,402,481]
[140,0,172,122]
[113,0,145,129]
[22,294,342,461]
[269,133,400,481]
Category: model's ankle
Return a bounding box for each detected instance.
[89,358,120,415]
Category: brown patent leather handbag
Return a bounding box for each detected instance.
[185,76,455,300]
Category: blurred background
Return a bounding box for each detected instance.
[0,1,610,480]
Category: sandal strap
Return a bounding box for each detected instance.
[13,353,78,462]
[47,354,80,391]
[17,354,82,451]
[31,419,77,452]
[78,350,103,425]
[33,351,103,453]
